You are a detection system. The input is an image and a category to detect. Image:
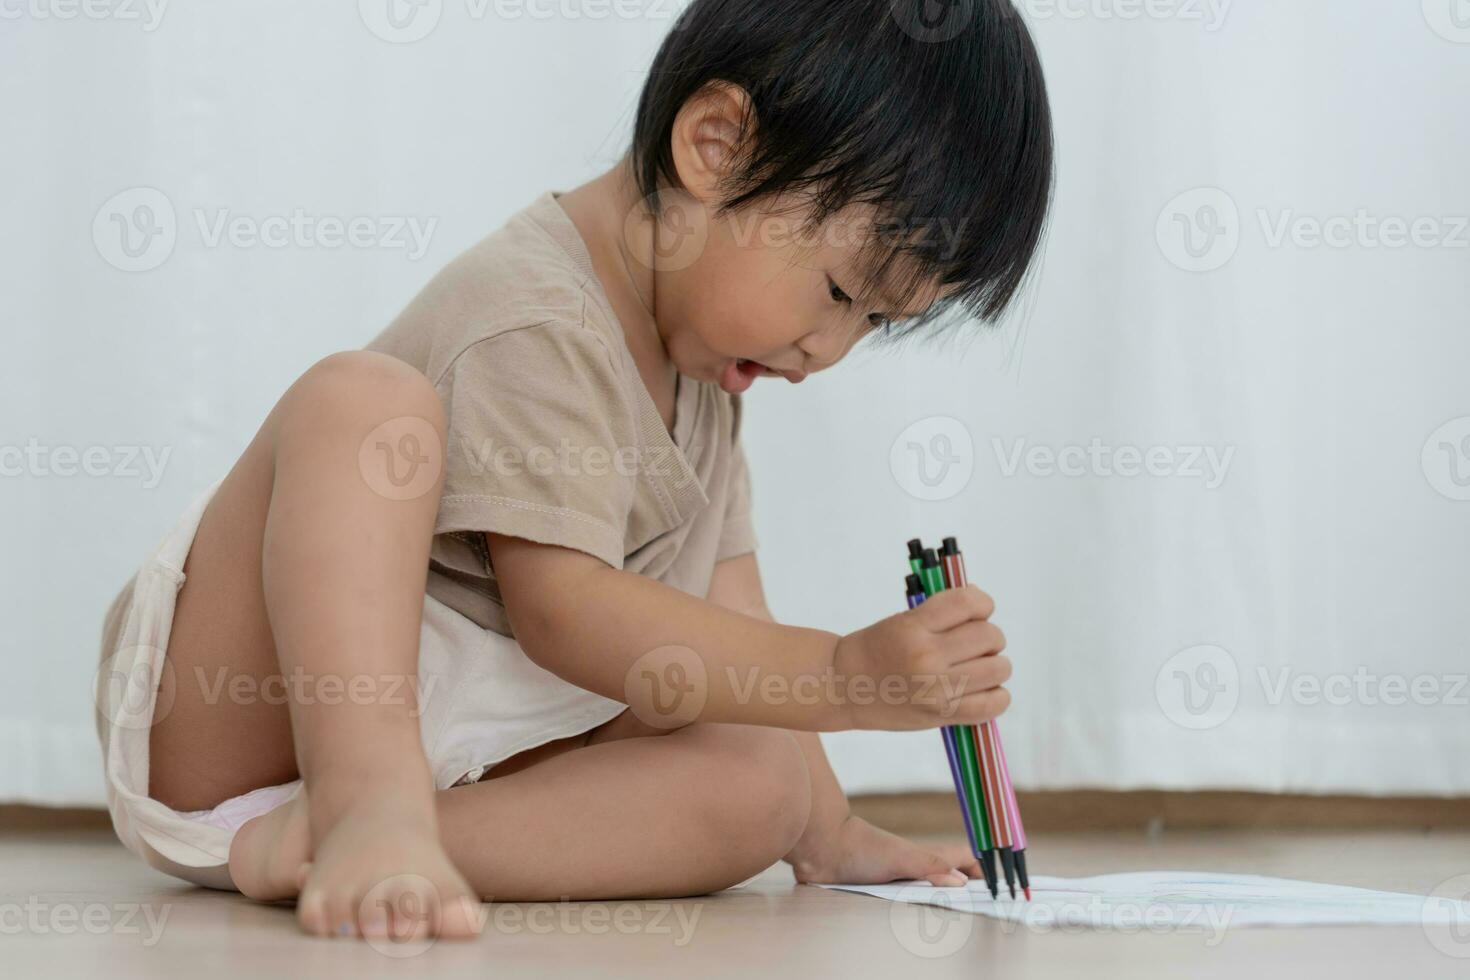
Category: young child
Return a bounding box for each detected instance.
[95,0,1052,941]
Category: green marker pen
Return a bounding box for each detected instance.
[907,538,925,579]
[920,548,945,597]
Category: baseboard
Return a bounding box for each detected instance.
[6,791,1468,837]
[850,791,1470,835]
[0,806,113,833]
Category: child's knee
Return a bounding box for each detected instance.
[689,725,812,857]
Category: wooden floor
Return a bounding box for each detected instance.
[2,826,1467,978]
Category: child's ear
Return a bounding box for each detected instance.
[668,81,753,206]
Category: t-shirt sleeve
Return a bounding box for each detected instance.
[433,320,638,570]
[715,396,759,562]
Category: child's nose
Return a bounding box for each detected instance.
[800,321,861,369]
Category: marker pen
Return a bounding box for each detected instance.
[912,544,999,899]
[947,537,1031,901]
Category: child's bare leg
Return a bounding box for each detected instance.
[232,723,813,907]
[442,723,812,900]
[148,351,479,938]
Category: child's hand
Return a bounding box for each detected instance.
[832,585,1010,731]
[789,815,981,888]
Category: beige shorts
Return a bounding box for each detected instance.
[96,480,627,891]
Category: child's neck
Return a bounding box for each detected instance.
[557,160,681,437]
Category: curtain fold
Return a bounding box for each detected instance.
[4,2,1465,804]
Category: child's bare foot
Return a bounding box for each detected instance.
[229,786,483,940]
[229,789,313,901]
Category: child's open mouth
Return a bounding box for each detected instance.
[718,358,773,395]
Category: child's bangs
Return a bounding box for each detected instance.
[634,0,1055,339]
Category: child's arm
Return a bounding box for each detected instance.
[706,552,990,887]
[487,533,1011,734]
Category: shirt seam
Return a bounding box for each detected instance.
[440,493,621,536]
[428,317,621,391]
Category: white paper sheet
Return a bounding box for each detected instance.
[820,872,1470,931]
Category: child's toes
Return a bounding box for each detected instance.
[324,886,362,938]
[296,886,332,936]
[437,891,485,939]
[297,874,359,938]
[373,877,434,943]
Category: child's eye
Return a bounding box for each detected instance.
[828,278,852,305]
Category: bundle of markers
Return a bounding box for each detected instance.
[904,537,1031,901]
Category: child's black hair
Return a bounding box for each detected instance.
[631,0,1055,338]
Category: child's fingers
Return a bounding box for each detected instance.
[904,847,970,887]
[912,584,994,630]
[929,661,1010,724]
[945,686,1013,726]
[941,651,1011,705]
[936,620,1007,664]
[931,843,983,879]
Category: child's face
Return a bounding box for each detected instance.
[654,199,945,395]
[646,83,949,395]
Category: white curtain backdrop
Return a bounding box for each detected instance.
[3,2,1466,806]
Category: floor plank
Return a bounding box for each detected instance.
[2,827,1467,977]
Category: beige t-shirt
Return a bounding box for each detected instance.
[367,192,758,637]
